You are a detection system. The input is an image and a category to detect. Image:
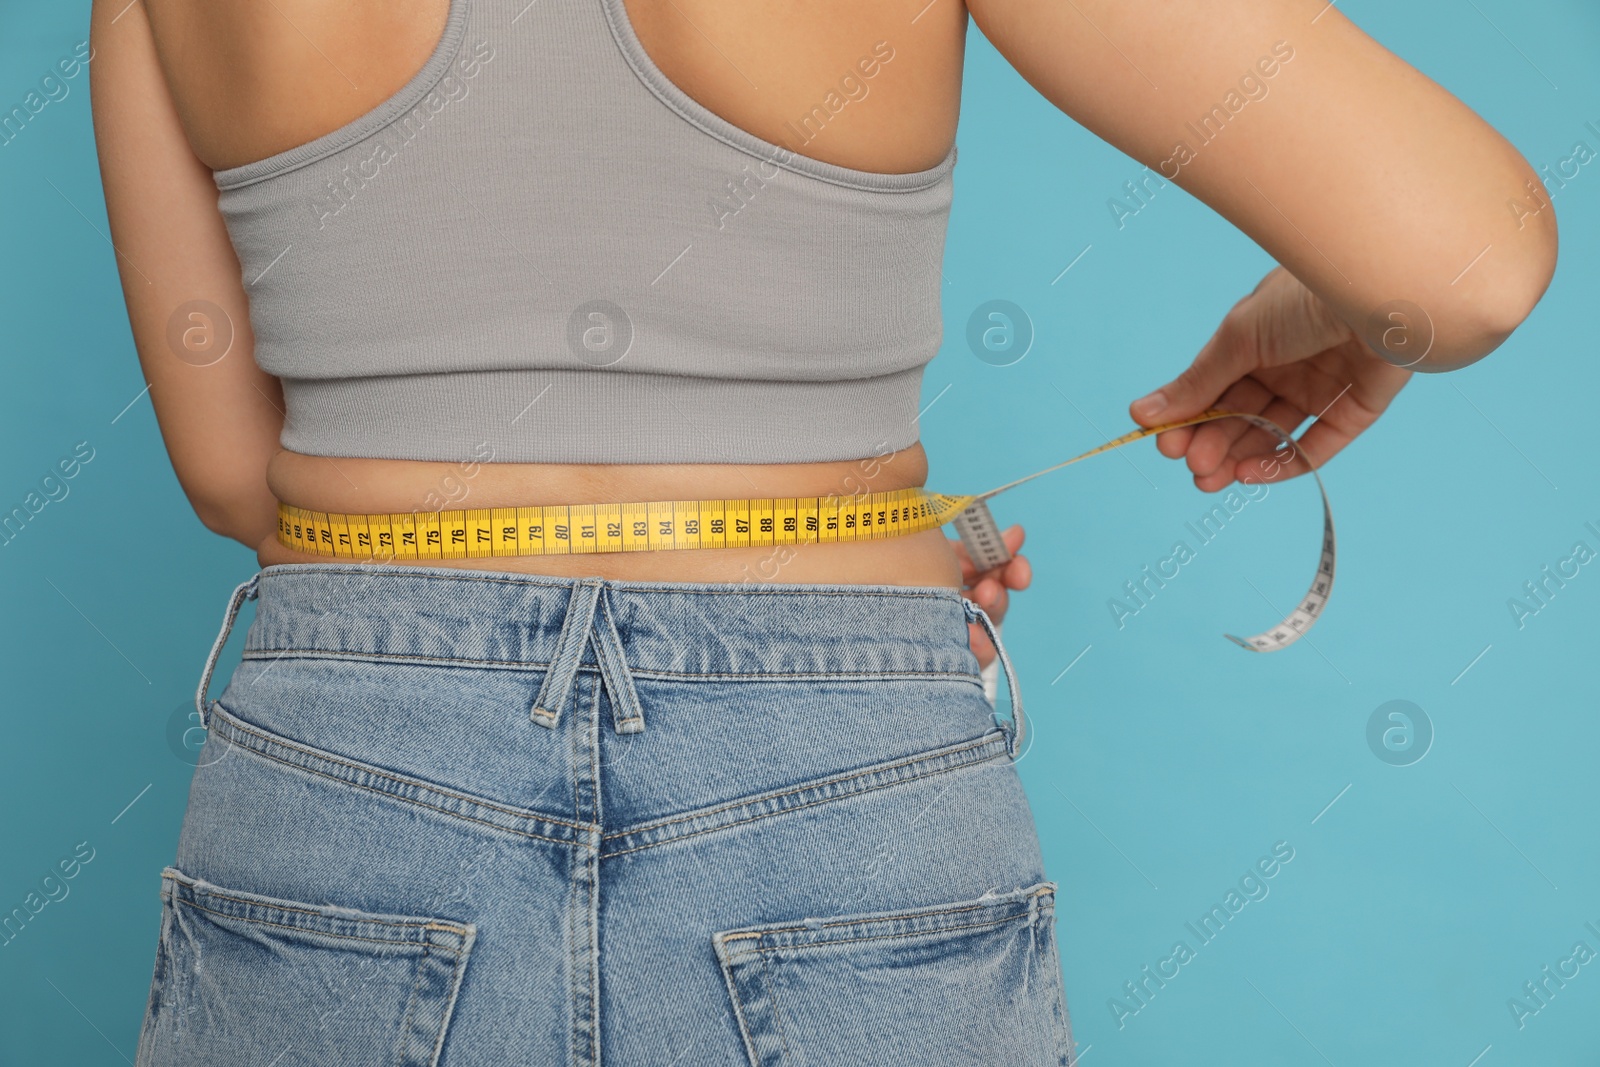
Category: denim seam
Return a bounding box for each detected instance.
[757,943,796,1066]
[241,650,549,669]
[584,674,602,1067]
[604,733,1006,842]
[724,911,1044,961]
[169,899,471,956]
[601,735,1010,858]
[575,679,598,822]
[136,901,175,1065]
[263,566,965,602]
[396,941,428,1067]
[1039,910,1077,1067]
[240,648,980,683]
[715,939,766,1067]
[720,884,1056,941]
[431,929,475,1067]
[720,966,761,1067]
[209,701,591,829]
[602,754,1006,859]
[613,668,982,683]
[163,871,473,938]
[208,702,594,845]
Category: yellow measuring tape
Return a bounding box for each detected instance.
[276,408,1335,651]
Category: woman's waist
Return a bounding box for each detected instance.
[261,446,966,587]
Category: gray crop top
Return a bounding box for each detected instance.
[211,0,957,464]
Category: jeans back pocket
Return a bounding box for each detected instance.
[713,882,1072,1067]
[135,867,475,1067]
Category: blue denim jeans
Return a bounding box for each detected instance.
[135,563,1077,1066]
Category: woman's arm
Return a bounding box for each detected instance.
[89,0,284,549]
[966,0,1558,369]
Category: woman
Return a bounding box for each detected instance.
[91,0,1555,1063]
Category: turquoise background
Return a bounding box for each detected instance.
[1,1,1594,1064]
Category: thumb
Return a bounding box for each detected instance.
[1130,310,1257,426]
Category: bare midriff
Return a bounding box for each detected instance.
[258,446,968,588]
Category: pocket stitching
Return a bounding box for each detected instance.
[718,882,1055,951]
[715,884,1059,1067]
[732,909,1050,960]
[171,898,472,957]
[396,941,429,1065]
[1036,910,1077,1067]
[134,900,175,1066]
[757,947,797,1066]
[165,869,473,946]
[718,941,767,1067]
[395,940,458,1067]
[146,870,476,1067]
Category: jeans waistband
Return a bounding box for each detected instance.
[194,562,1023,755]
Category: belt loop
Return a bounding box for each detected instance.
[962,597,1025,759]
[590,585,645,735]
[531,578,603,729]
[195,572,261,730]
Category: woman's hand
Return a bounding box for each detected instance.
[1129,266,1414,490]
[955,524,1031,668]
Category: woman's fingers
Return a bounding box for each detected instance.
[1231,397,1313,475]
[1196,396,1312,490]
[1153,424,1196,459]
[956,525,1028,587]
[954,525,1023,666]
[1234,406,1360,483]
[963,525,1029,630]
[1135,267,1362,466]
[1228,345,1404,484]
[1182,374,1276,479]
[1002,523,1026,557]
[1132,305,1259,429]
[1137,305,1260,460]
[1002,552,1032,591]
[969,575,1010,618]
[969,622,996,668]
[1151,348,1353,489]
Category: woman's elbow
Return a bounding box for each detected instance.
[1413,173,1560,372]
[191,493,275,550]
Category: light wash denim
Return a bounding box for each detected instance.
[134,562,1077,1066]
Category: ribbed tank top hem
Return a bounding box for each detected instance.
[279,365,928,464]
